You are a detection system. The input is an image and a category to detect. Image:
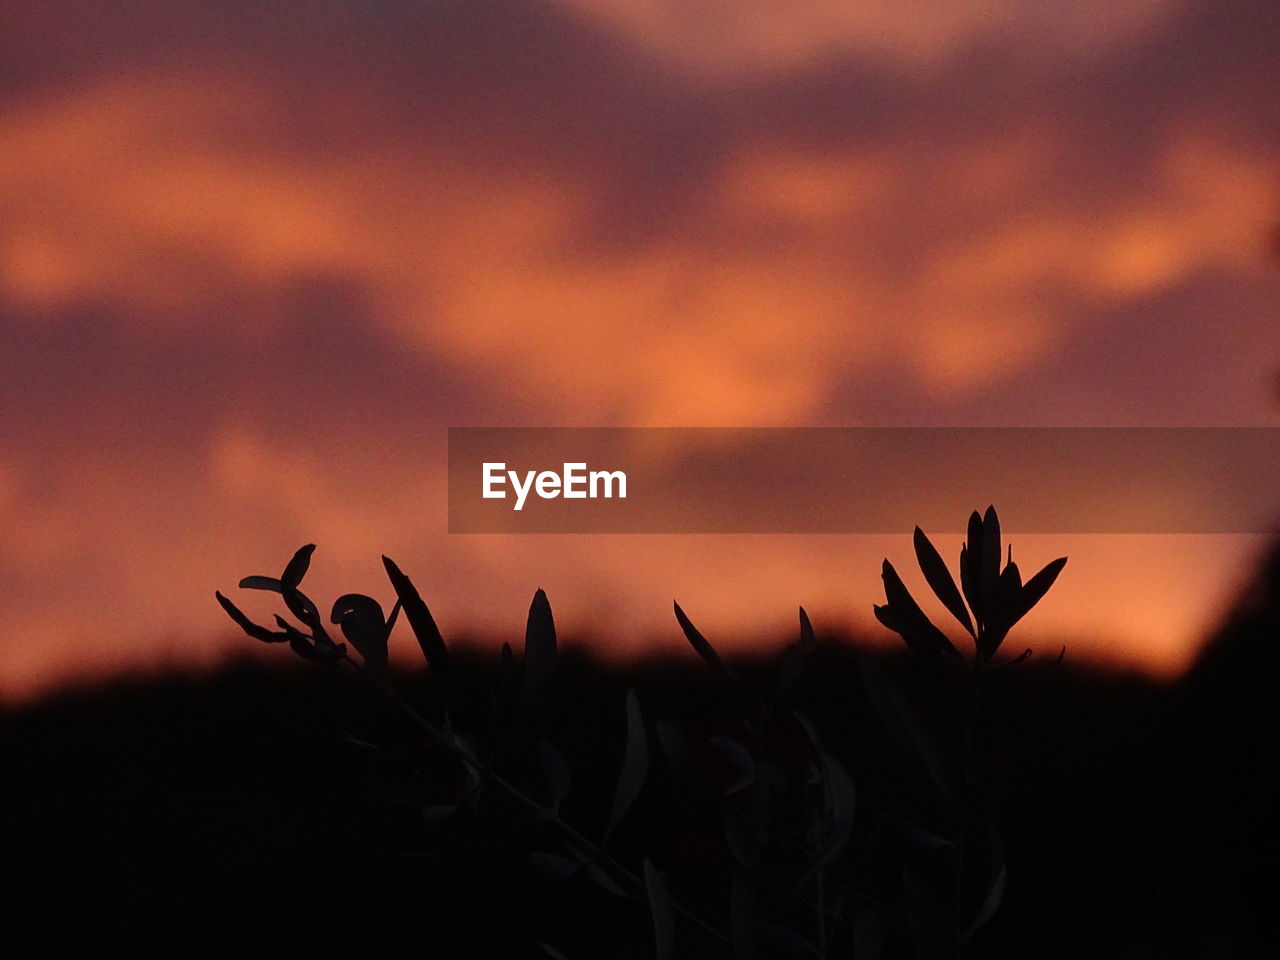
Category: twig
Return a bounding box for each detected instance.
[352,653,733,949]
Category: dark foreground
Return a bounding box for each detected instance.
[1,602,1276,958]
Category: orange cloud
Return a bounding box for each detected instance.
[552,0,1187,79]
[3,69,1272,423]
[0,2,1276,703]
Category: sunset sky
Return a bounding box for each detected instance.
[1,0,1277,700]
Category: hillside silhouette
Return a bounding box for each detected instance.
[3,547,1277,959]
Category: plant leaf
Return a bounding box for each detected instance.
[330,593,389,677]
[982,561,1023,660]
[274,549,327,641]
[605,687,649,840]
[238,576,282,592]
[538,942,572,960]
[876,560,960,661]
[280,587,324,635]
[673,601,738,685]
[962,511,984,628]
[520,588,557,717]
[773,606,816,703]
[382,555,450,686]
[281,544,315,590]
[798,605,815,650]
[1008,556,1068,629]
[215,591,284,643]
[271,615,307,640]
[980,506,1001,626]
[643,859,675,960]
[913,526,975,638]
[872,605,942,663]
[583,861,627,897]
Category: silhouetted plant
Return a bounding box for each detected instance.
[216,505,1065,958]
[874,506,1067,667]
[864,506,1068,957]
[218,547,730,956]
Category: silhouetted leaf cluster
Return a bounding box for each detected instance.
[875,507,1066,665]
[216,506,1067,959]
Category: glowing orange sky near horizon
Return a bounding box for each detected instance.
[1,0,1278,701]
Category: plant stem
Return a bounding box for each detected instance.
[955,662,987,956]
[356,658,733,949]
[961,664,986,784]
